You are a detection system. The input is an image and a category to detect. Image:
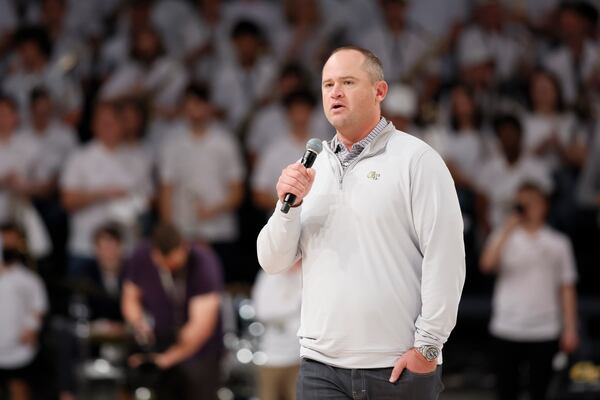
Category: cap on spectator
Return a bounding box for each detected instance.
[382,84,417,117]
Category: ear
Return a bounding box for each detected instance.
[375,80,388,103]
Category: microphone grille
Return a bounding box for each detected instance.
[306,138,323,154]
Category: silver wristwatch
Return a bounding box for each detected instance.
[416,345,440,362]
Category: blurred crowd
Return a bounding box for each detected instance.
[1,0,600,399]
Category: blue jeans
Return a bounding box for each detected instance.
[297,358,444,400]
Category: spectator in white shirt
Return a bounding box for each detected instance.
[252,90,318,214]
[275,0,342,77]
[189,0,231,83]
[0,223,48,400]
[159,83,245,283]
[252,264,302,400]
[21,87,78,274]
[246,63,329,164]
[221,0,286,56]
[211,19,278,132]
[523,69,586,172]
[477,114,553,232]
[0,96,40,226]
[61,101,152,273]
[524,68,588,233]
[543,2,600,106]
[457,0,530,83]
[21,87,78,202]
[35,0,93,81]
[3,26,83,126]
[442,84,490,193]
[100,25,189,123]
[480,181,579,400]
[357,0,441,96]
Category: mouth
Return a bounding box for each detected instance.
[331,104,345,111]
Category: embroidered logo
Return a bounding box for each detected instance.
[367,171,380,180]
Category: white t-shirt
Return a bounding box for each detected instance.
[159,122,245,242]
[0,264,48,368]
[21,121,78,183]
[407,0,469,37]
[252,134,307,196]
[357,24,440,83]
[489,226,577,341]
[61,141,151,256]
[0,132,40,223]
[252,268,302,367]
[431,128,490,184]
[211,56,278,130]
[2,65,83,121]
[100,57,189,110]
[150,0,207,60]
[457,25,525,81]
[477,155,553,229]
[247,103,331,157]
[522,112,583,172]
[543,41,600,105]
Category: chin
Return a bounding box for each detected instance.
[326,115,346,129]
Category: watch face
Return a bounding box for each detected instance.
[422,346,439,361]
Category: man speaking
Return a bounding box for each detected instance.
[257,46,465,399]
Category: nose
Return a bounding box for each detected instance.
[330,84,343,99]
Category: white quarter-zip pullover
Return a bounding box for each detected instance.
[257,123,466,368]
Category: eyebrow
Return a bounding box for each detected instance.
[322,76,359,83]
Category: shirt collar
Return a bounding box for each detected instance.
[330,117,389,153]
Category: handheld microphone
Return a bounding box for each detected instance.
[281,138,323,214]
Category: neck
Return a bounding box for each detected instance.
[100,260,120,276]
[535,105,556,115]
[191,121,207,136]
[33,119,49,132]
[0,130,12,141]
[337,114,381,150]
[291,125,309,141]
[522,219,543,232]
[458,116,474,130]
[101,140,119,151]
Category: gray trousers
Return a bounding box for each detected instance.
[297,358,444,400]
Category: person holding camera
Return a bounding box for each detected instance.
[121,223,223,400]
[480,182,579,400]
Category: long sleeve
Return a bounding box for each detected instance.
[410,149,466,349]
[256,201,302,274]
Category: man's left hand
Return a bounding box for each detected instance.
[389,348,437,383]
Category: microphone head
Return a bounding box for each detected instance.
[306,138,323,154]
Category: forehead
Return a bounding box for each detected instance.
[322,50,368,80]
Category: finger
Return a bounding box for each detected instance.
[389,358,407,383]
[306,168,316,182]
[277,173,311,194]
[277,183,305,200]
[281,172,310,189]
[288,163,312,180]
[284,166,311,183]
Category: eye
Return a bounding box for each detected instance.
[323,82,333,88]
[343,80,354,85]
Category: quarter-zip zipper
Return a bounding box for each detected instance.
[325,142,387,189]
